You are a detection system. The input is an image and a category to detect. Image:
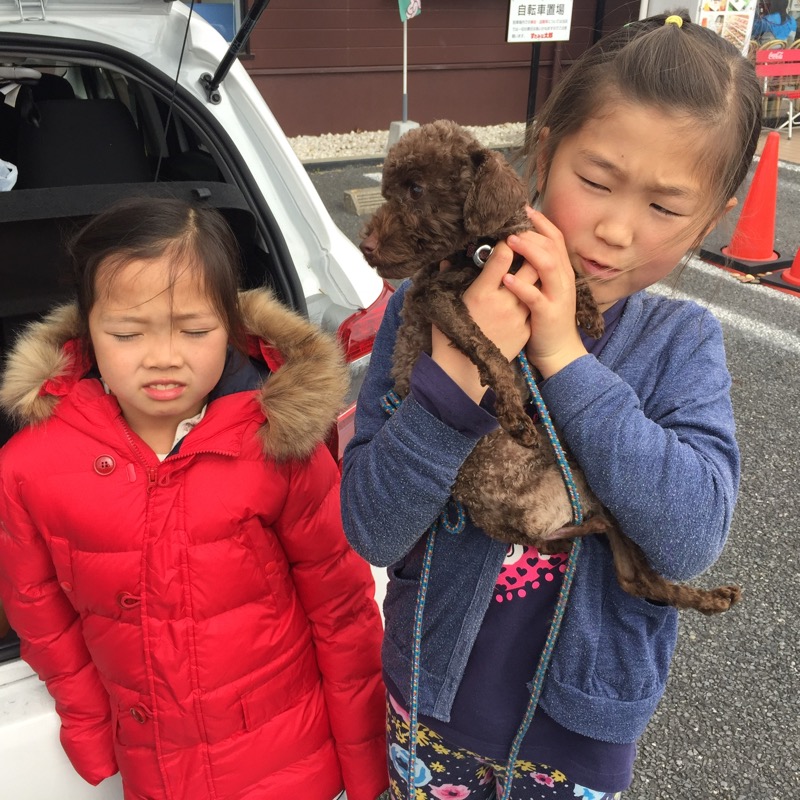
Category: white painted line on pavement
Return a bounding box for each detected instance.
[649,259,800,355]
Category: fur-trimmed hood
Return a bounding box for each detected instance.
[0,288,349,461]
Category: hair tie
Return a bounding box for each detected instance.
[665,14,683,27]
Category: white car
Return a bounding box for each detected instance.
[0,1,390,796]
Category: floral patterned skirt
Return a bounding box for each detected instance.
[386,693,623,800]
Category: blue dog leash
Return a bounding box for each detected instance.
[382,351,583,800]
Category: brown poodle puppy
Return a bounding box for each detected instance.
[360,119,740,615]
[361,120,603,446]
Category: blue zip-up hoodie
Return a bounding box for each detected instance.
[341,280,739,744]
[752,11,797,43]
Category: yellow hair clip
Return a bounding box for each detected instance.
[665,15,683,27]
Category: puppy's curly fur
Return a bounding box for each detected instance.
[361,120,740,615]
[362,120,603,445]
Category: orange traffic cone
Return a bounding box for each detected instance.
[781,248,800,287]
[701,131,792,275]
[722,132,780,265]
[760,245,800,293]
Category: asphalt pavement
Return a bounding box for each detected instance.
[305,155,800,799]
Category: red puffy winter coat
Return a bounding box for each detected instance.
[0,290,388,800]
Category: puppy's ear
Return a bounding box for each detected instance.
[463,150,528,237]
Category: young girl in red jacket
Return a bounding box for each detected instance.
[0,197,389,800]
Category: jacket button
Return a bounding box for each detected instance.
[93,455,116,476]
[60,581,73,592]
[116,592,141,609]
[130,703,151,724]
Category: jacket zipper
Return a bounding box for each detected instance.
[116,415,154,473]
[115,414,236,474]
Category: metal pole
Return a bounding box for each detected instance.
[202,0,272,99]
[402,19,408,122]
[593,0,607,44]
[526,42,541,126]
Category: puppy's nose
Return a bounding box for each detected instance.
[360,233,377,259]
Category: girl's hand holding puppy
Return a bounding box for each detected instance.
[503,207,588,379]
[431,246,538,402]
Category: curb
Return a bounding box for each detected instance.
[299,144,519,172]
[301,155,386,171]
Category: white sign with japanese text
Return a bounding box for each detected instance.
[507,2,574,42]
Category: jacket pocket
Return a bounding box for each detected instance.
[594,579,675,697]
[113,693,155,749]
[49,536,75,593]
[239,525,291,616]
[240,654,320,732]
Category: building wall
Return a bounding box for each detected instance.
[244,0,640,136]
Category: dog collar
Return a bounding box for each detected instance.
[465,240,496,267]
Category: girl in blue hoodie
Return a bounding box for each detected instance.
[342,13,761,800]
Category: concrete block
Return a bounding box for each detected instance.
[386,120,419,152]
[343,187,385,216]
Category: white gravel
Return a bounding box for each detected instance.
[288,121,527,162]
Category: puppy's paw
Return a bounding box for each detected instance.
[698,584,742,615]
[576,283,605,339]
[578,307,605,339]
[505,415,540,448]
